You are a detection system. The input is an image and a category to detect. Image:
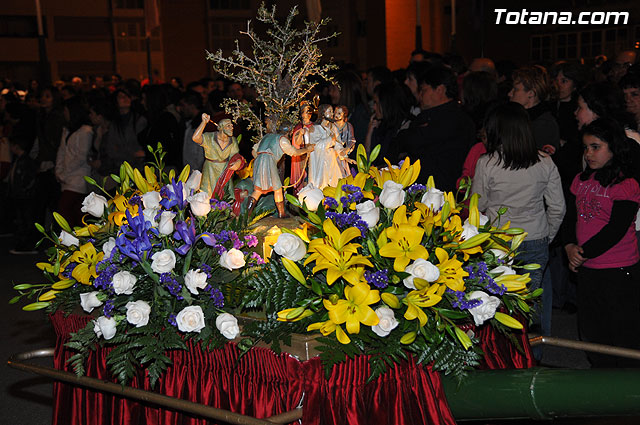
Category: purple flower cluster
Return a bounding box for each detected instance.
[244,235,258,248]
[339,184,364,208]
[168,314,177,327]
[61,262,78,279]
[250,252,265,265]
[94,261,119,290]
[323,197,339,209]
[205,285,224,308]
[325,211,368,237]
[210,198,231,211]
[199,263,213,278]
[128,195,143,207]
[103,299,115,318]
[464,262,507,295]
[364,269,389,289]
[447,288,483,310]
[160,273,184,300]
[407,183,427,194]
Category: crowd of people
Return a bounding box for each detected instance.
[2,47,640,367]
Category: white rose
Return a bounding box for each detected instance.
[81,192,108,217]
[379,180,405,209]
[151,249,176,273]
[112,270,137,295]
[219,248,246,271]
[143,207,159,227]
[421,188,445,211]
[158,211,176,235]
[298,185,324,211]
[93,316,117,340]
[371,306,398,337]
[79,291,102,313]
[273,233,306,262]
[59,230,79,247]
[356,200,380,228]
[460,222,479,241]
[185,170,202,194]
[102,237,116,258]
[404,258,440,289]
[142,191,162,210]
[490,265,516,276]
[188,191,212,217]
[176,305,206,333]
[216,313,240,339]
[125,300,151,327]
[184,269,208,295]
[467,291,501,326]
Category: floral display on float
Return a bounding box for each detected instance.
[241,145,540,380]
[11,147,266,385]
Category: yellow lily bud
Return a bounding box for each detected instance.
[400,331,417,345]
[38,290,60,301]
[281,257,306,285]
[177,165,191,182]
[494,312,523,329]
[381,293,401,308]
[454,326,472,350]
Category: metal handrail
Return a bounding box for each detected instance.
[7,348,303,425]
[529,335,640,360]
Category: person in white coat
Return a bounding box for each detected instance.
[55,97,93,226]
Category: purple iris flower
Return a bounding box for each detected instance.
[160,179,187,210]
[116,210,155,261]
[173,219,198,255]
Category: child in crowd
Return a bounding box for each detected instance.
[8,137,38,254]
[564,118,640,368]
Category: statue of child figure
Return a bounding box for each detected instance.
[333,105,356,176]
[192,115,243,197]
[247,116,314,218]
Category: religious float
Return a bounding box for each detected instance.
[9,4,640,424]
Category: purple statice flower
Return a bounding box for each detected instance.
[168,314,177,327]
[103,299,115,318]
[323,197,339,210]
[94,262,119,291]
[160,273,184,300]
[447,288,483,310]
[128,195,143,207]
[339,184,364,208]
[61,262,78,279]
[160,179,187,210]
[213,244,226,255]
[199,263,213,279]
[210,198,231,211]
[250,252,265,265]
[364,269,389,289]
[325,211,368,237]
[407,183,427,194]
[205,285,224,308]
[465,261,506,296]
[244,235,258,248]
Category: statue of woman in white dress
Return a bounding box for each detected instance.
[307,104,345,189]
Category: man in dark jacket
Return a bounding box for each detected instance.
[392,66,476,192]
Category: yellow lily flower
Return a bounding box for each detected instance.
[379,224,429,272]
[369,156,421,189]
[392,205,422,227]
[143,165,160,191]
[434,247,468,292]
[293,222,312,243]
[323,282,380,335]
[404,284,442,326]
[108,194,139,226]
[277,307,314,322]
[69,242,104,285]
[74,223,101,237]
[495,273,531,292]
[307,320,351,344]
[305,220,372,285]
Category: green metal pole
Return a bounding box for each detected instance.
[442,367,640,421]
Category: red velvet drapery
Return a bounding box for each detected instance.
[50,312,532,425]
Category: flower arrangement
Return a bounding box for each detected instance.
[11,147,265,385]
[241,145,540,380]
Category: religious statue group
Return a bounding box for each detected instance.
[191,102,356,218]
